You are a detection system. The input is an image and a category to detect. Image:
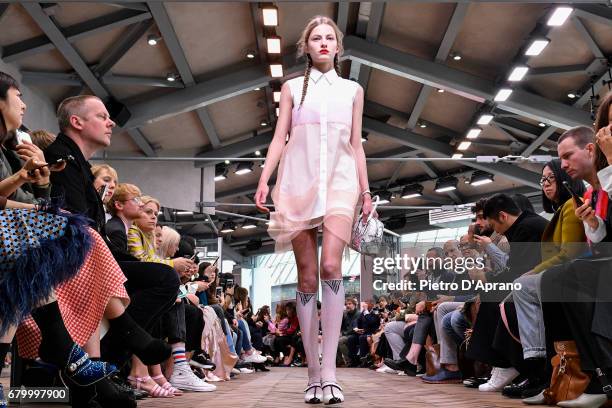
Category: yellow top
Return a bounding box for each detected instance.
[127,225,174,268]
[534,199,587,273]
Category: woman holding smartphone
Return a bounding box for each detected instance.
[255,16,373,404]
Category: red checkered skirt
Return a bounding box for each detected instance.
[16,228,130,359]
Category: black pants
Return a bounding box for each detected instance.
[273,335,293,358]
[163,302,186,345]
[346,333,360,362]
[184,303,204,352]
[412,313,436,346]
[119,261,180,333]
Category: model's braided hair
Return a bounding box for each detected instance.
[334,54,341,76]
[299,55,313,108]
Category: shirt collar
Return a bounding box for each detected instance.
[310,67,338,85]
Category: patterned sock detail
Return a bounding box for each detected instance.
[172,347,188,367]
[297,291,316,307]
[323,279,342,295]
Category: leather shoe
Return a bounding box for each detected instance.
[383,358,417,375]
[557,393,608,408]
[463,376,489,388]
[502,378,547,399]
[523,390,546,405]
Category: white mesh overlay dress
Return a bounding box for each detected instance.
[269,68,361,252]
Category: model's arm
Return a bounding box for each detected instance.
[255,82,293,213]
[349,85,373,221]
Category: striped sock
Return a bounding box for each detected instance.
[172,346,188,367]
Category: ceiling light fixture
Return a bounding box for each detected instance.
[437,88,445,93]
[494,88,513,102]
[214,164,228,182]
[457,141,472,151]
[477,114,494,125]
[266,37,281,54]
[255,150,261,156]
[508,65,529,81]
[376,191,393,205]
[242,221,258,230]
[547,6,573,26]
[260,120,268,127]
[450,52,462,61]
[538,122,546,127]
[246,50,256,59]
[262,5,278,26]
[470,171,494,186]
[452,153,463,159]
[147,34,161,46]
[401,184,424,199]
[270,64,284,78]
[435,177,458,193]
[220,221,236,234]
[568,92,577,99]
[525,38,550,56]
[235,161,254,175]
[273,91,281,103]
[275,107,280,116]
[166,72,178,82]
[419,122,427,128]
[466,127,482,139]
[361,133,368,143]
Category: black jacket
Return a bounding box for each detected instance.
[45,133,106,233]
[105,216,139,262]
[341,309,361,336]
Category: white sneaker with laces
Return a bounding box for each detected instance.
[243,352,267,364]
[169,365,217,392]
[478,367,518,392]
[321,381,344,404]
[376,364,398,374]
[239,367,254,374]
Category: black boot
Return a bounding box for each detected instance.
[254,362,270,372]
[93,376,136,408]
[105,312,171,365]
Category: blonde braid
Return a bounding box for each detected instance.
[334,55,341,76]
[299,55,313,108]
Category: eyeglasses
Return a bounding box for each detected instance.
[539,175,556,186]
[124,196,142,205]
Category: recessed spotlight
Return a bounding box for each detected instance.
[508,65,529,81]
[419,122,427,128]
[254,87,261,91]
[494,88,513,102]
[246,50,256,59]
[275,107,280,116]
[147,34,161,46]
[260,120,268,127]
[224,160,230,165]
[477,114,494,125]
[166,73,178,82]
[525,38,550,56]
[255,150,261,156]
[547,6,573,26]
[437,88,445,93]
[457,141,472,151]
[568,92,577,99]
[270,64,283,78]
[538,122,546,127]
[273,91,281,103]
[450,52,462,61]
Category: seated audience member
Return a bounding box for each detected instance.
[532,120,612,407]
[349,300,381,367]
[273,302,299,366]
[467,194,548,393]
[339,298,361,367]
[470,198,511,278]
[509,159,587,399]
[29,129,56,150]
[233,286,267,364]
[511,193,536,213]
[91,163,118,219]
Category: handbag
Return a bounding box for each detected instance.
[350,195,384,256]
[425,343,441,377]
[543,341,591,405]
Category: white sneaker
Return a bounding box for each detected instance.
[205,372,223,382]
[321,381,344,404]
[375,364,398,374]
[242,352,267,364]
[304,383,322,404]
[239,367,254,374]
[169,365,216,392]
[231,368,241,375]
[478,367,518,392]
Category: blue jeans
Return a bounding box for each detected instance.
[237,318,253,353]
[443,309,469,347]
[513,273,546,359]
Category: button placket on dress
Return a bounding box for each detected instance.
[318,77,329,217]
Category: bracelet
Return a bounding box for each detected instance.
[361,190,372,197]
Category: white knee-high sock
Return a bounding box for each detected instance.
[296,290,320,384]
[320,279,344,383]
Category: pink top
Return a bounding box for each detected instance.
[269,68,361,252]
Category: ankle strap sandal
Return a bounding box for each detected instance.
[304,382,322,404]
[321,381,344,404]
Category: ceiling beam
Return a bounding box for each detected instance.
[1,9,151,62]
[147,2,220,149]
[195,130,273,167]
[362,117,542,189]
[573,4,612,28]
[0,4,9,23]
[571,16,605,60]
[527,63,592,78]
[126,128,157,157]
[22,3,110,98]
[344,36,592,129]
[93,18,153,77]
[20,70,185,88]
[522,126,558,156]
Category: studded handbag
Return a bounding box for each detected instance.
[350,195,384,256]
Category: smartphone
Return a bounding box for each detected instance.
[562,181,584,206]
[97,184,110,200]
[27,155,74,177]
[473,224,482,236]
[211,256,219,267]
[215,286,223,298]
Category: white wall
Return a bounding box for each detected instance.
[0,58,59,134]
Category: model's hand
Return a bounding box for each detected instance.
[596,125,612,165]
[255,182,270,214]
[361,194,374,224]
